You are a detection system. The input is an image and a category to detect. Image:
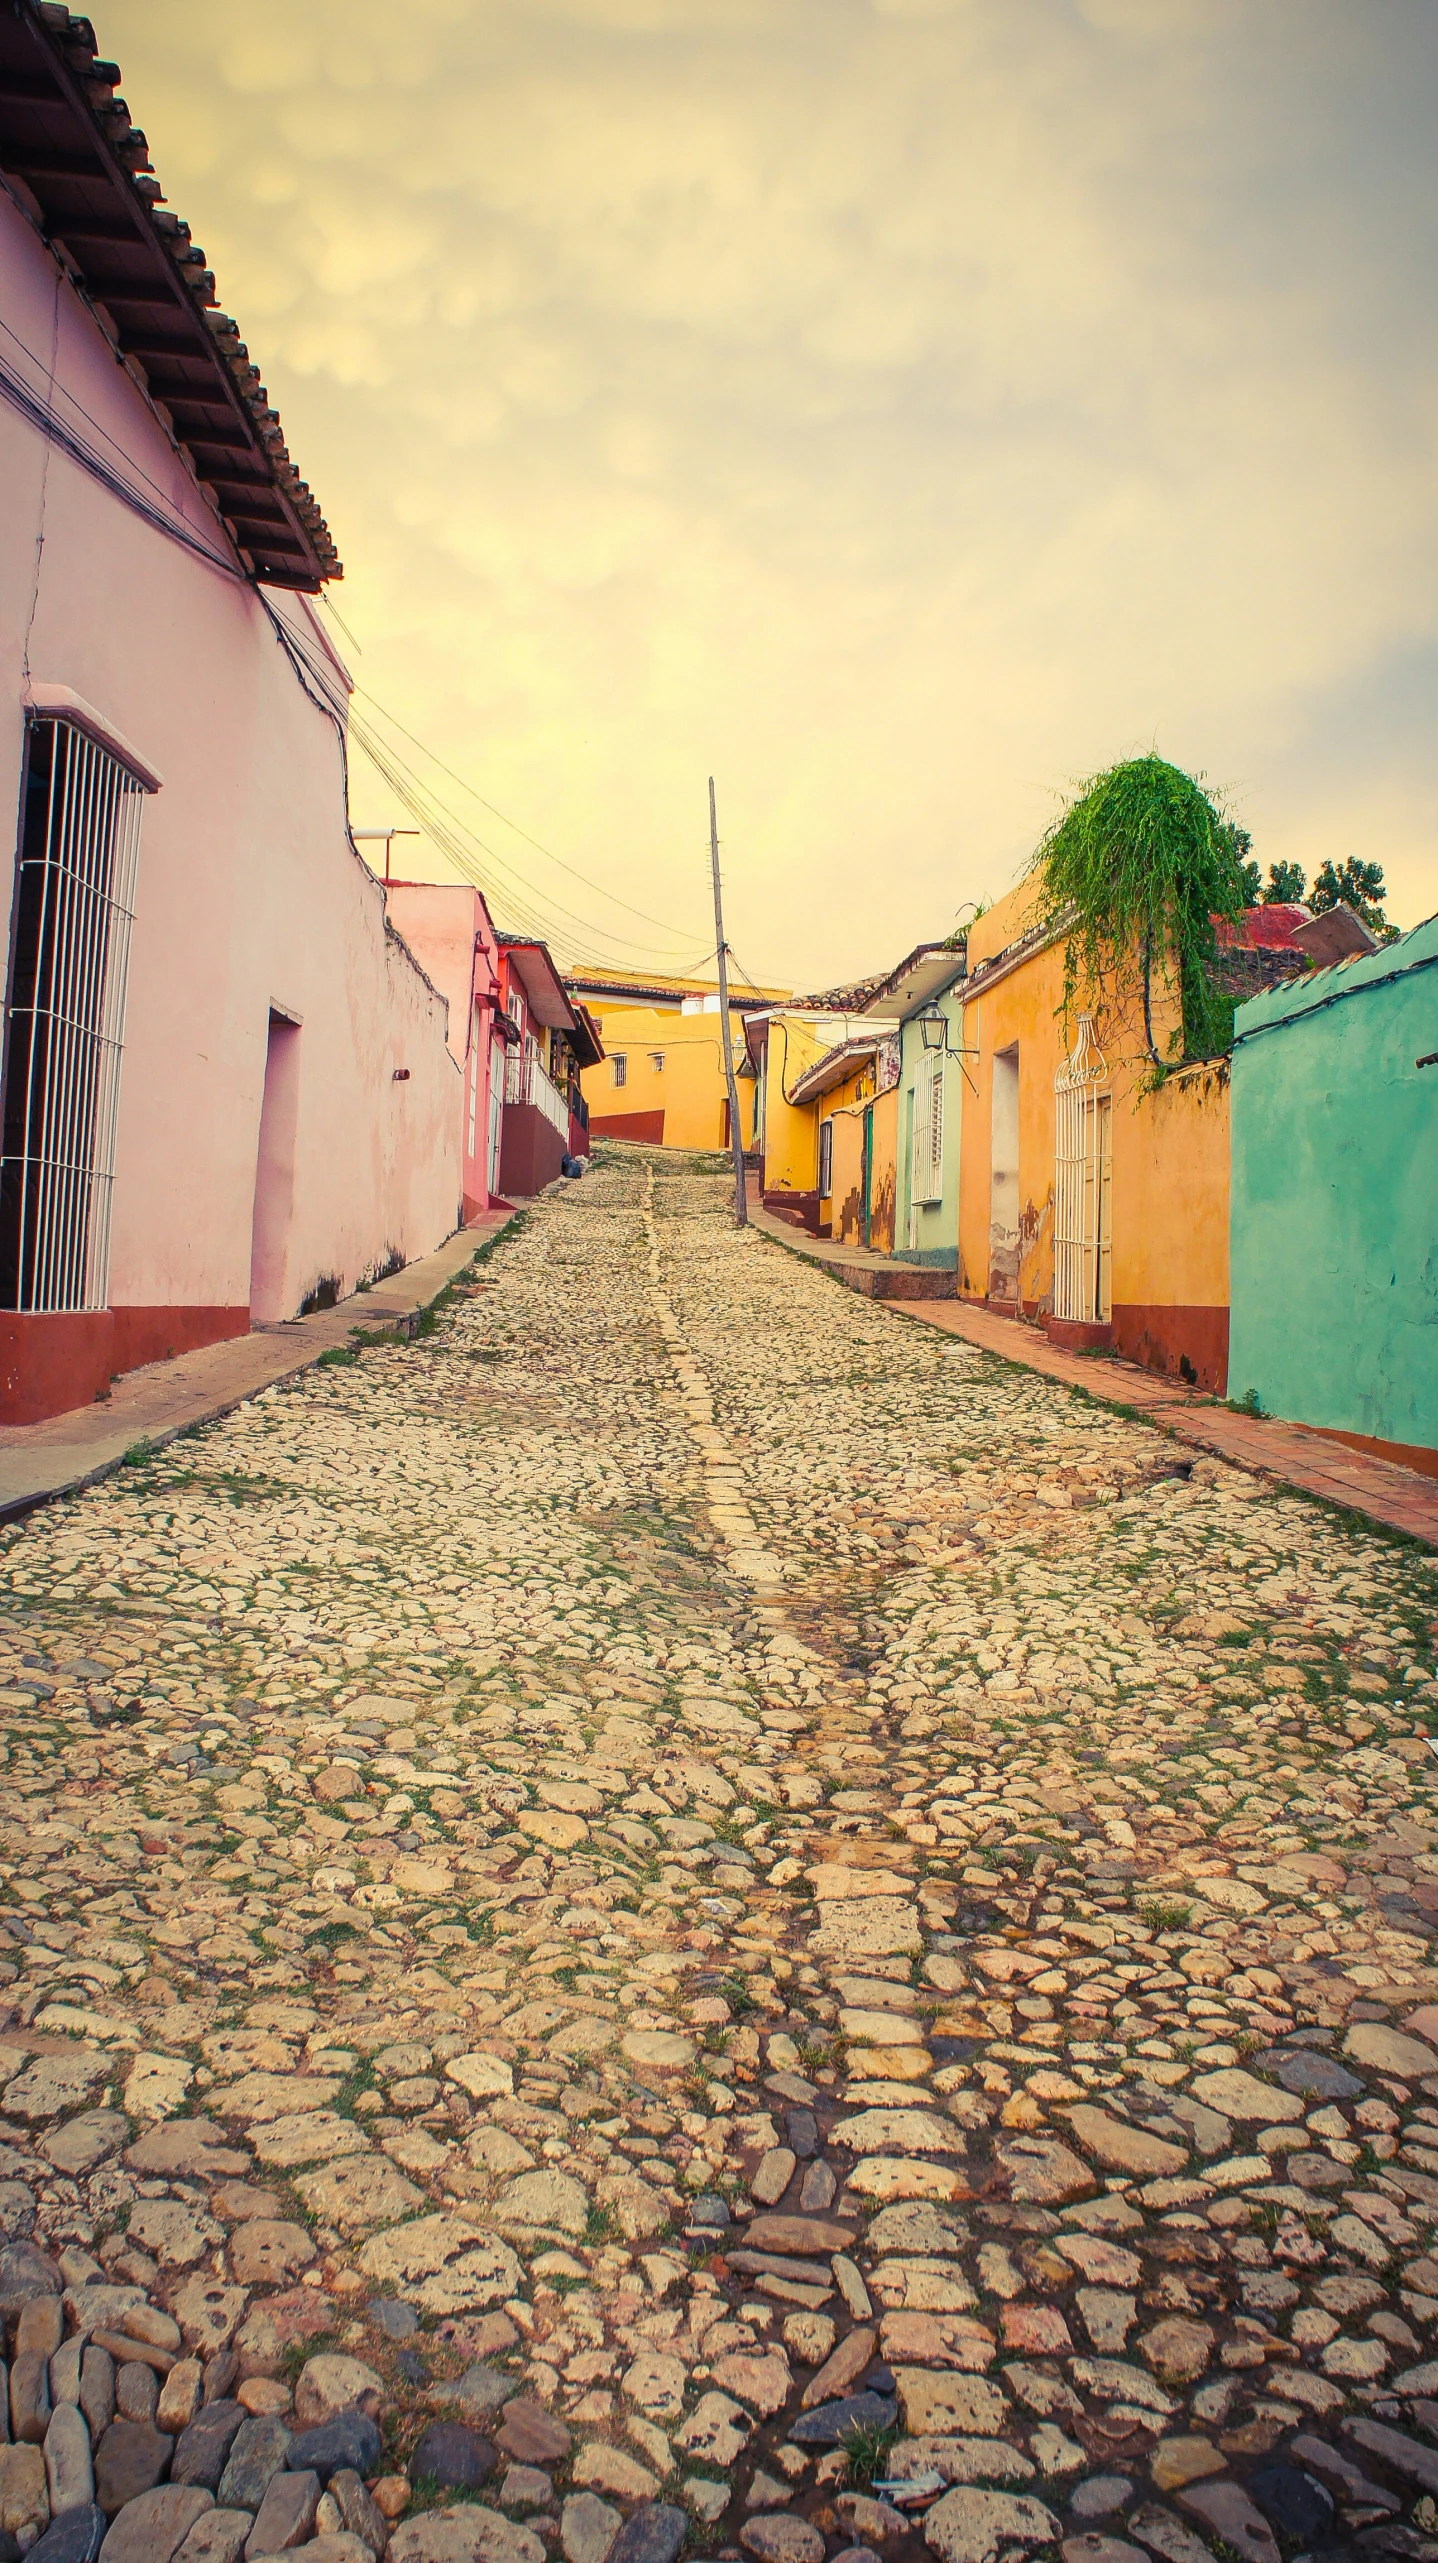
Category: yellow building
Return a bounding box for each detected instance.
[566,968,788,1153]
[956,878,1233,1389]
[744,978,899,1237]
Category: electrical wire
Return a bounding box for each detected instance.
[0,327,242,580]
[270,613,715,969]
[348,685,698,940]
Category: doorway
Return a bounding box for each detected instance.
[989,1044,1020,1304]
[249,1011,300,1323]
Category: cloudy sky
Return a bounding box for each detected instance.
[106,0,1437,985]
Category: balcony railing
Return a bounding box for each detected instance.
[504,1049,571,1139]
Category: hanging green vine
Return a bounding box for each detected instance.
[1032,754,1252,1066]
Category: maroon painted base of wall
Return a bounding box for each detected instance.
[1045,1317,1113,1353]
[762,1188,822,1236]
[590,1110,665,1144]
[0,1305,249,1426]
[833,1264,957,1302]
[112,1306,247,1375]
[1298,1422,1438,1482]
[499,1103,567,1199]
[1111,1302,1229,1396]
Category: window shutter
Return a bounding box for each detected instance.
[929,1068,944,1190]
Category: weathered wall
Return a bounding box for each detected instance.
[957,888,1067,1310]
[958,875,1231,1383]
[1229,921,1438,1461]
[830,1085,897,1251]
[0,194,460,1415]
[869,1084,898,1254]
[1111,1060,1231,1392]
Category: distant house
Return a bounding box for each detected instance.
[496,940,603,1196]
[860,941,968,1274]
[0,2,460,1423]
[1229,913,1437,1471]
[566,967,784,1153]
[743,976,889,1234]
[381,883,505,1220]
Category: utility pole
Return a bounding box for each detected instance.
[709,776,749,1228]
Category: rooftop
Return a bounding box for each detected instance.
[787,1032,881,1107]
[0,2,339,587]
[565,965,790,1008]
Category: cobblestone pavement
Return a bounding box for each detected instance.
[1,1153,1437,2563]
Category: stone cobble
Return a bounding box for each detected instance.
[0,1152,1434,2563]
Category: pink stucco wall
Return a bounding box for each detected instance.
[0,189,461,1406]
[383,882,502,1218]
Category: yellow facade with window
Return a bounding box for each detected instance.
[569,970,786,1154]
[956,879,1233,1389]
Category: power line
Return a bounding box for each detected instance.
[350,686,697,939]
[272,614,715,969]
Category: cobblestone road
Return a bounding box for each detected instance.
[1,1152,1437,2563]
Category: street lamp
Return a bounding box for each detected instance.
[913,999,979,1085]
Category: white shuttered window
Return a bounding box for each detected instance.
[913,1065,944,1203]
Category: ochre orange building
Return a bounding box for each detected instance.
[956,879,1232,1391]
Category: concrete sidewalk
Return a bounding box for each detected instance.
[748,1195,1438,1549]
[0,1207,518,1519]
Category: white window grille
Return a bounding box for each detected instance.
[818,1116,834,1195]
[1053,1013,1112,1323]
[503,1047,571,1138]
[0,718,145,1312]
[913,1064,944,1204]
[612,1054,627,1088]
[649,1051,665,1073]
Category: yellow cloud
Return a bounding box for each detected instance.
[98,0,1438,977]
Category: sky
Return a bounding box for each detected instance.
[104,0,1438,987]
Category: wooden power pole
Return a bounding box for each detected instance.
[709,776,749,1228]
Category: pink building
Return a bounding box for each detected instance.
[0,4,461,1423]
[382,885,605,1209]
[382,882,506,1222]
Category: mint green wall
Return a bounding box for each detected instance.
[895,978,964,1266]
[1228,915,1438,1454]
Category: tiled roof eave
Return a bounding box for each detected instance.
[0,3,339,588]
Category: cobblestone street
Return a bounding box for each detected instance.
[2,1150,1437,2563]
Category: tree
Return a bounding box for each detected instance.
[1263,859,1308,905]
[1033,755,1251,1066]
[1239,857,1309,904]
[1310,857,1398,940]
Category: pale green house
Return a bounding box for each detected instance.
[862,940,968,1271]
[1228,911,1438,1467]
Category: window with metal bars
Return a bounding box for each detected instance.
[0,718,145,1312]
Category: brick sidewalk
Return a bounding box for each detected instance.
[748,1195,1438,1548]
[0,1207,517,1519]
